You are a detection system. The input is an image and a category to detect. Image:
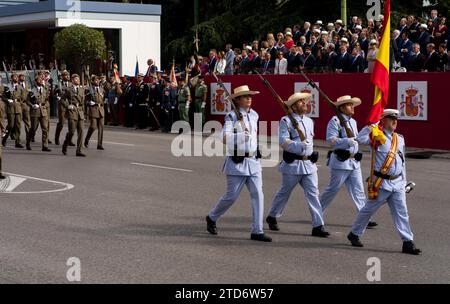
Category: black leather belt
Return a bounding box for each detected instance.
[332,149,363,162]
[231,150,262,163]
[283,151,319,164]
[374,171,400,180]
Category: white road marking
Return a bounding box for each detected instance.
[131,163,193,173]
[4,176,26,192]
[1,173,74,194]
[90,140,135,147]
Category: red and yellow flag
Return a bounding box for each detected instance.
[169,60,178,88]
[367,0,390,125]
[113,63,121,84]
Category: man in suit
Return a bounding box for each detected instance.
[261,53,274,74]
[407,43,425,71]
[287,46,300,73]
[302,46,316,72]
[337,44,352,73]
[326,43,339,72]
[335,19,345,37]
[349,48,365,72]
[208,49,218,74]
[84,75,105,150]
[145,59,158,77]
[423,43,440,72]
[417,24,431,55]
[2,73,24,148]
[302,22,312,44]
[225,44,235,75]
[26,76,51,152]
[293,24,302,44]
[430,9,439,27]
[60,74,86,157]
[399,32,413,68]
[399,18,408,37]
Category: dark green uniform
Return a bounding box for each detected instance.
[26,85,50,150]
[194,81,207,124]
[177,84,191,122]
[61,85,86,156]
[19,82,31,145]
[84,85,105,149]
[55,80,73,145]
[2,83,24,147]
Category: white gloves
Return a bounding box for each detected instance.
[185,103,190,109]
[8,99,13,104]
[171,106,175,110]
[105,98,109,104]
[114,97,118,105]
[156,102,161,106]
[32,104,40,109]
[129,103,133,107]
[300,140,312,150]
[68,105,75,110]
[57,96,61,102]
[89,101,96,106]
[348,138,358,147]
[201,102,206,109]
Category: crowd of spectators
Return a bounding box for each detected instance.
[189,10,449,75]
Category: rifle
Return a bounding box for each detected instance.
[24,65,33,88]
[254,70,306,142]
[211,72,247,132]
[2,61,10,83]
[255,70,319,164]
[300,70,355,138]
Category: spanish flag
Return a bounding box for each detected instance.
[367,0,390,125]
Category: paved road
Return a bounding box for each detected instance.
[1,122,449,283]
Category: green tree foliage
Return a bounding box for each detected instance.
[54,24,106,73]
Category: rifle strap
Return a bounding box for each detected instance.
[368,133,398,200]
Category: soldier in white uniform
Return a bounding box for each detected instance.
[206,85,272,242]
[347,109,421,255]
[320,95,377,228]
[266,92,330,237]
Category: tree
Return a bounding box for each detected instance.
[54,24,106,76]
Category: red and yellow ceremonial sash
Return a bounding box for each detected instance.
[368,133,398,200]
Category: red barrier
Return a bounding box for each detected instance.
[205,73,450,151]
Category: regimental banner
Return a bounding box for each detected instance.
[294,82,320,118]
[398,81,428,121]
[210,82,232,115]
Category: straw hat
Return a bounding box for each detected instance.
[333,95,362,107]
[284,92,312,107]
[230,85,260,99]
[381,109,399,119]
